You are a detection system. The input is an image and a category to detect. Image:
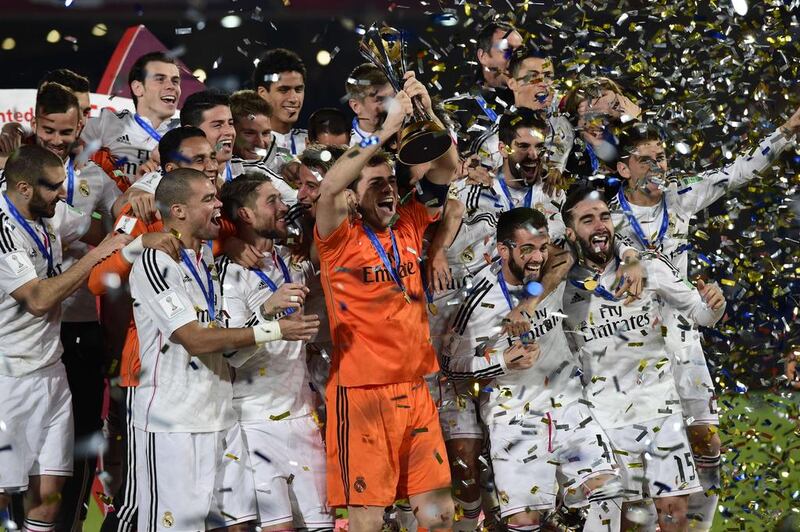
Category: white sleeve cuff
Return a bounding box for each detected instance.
[120,235,144,264]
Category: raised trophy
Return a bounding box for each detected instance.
[359,24,452,165]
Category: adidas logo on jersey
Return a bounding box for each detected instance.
[570,292,586,304]
[115,134,131,144]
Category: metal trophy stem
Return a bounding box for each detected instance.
[359,23,451,166]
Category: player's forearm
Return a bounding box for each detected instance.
[426,137,459,185]
[428,199,464,253]
[441,348,506,380]
[27,248,105,315]
[723,128,794,190]
[178,326,258,356]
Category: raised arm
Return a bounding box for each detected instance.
[425,198,465,294]
[315,91,412,238]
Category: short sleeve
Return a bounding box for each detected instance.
[132,171,162,192]
[98,169,122,215]
[0,248,38,294]
[131,249,197,337]
[313,216,354,263]
[52,202,91,245]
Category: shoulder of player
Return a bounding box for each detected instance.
[216,254,249,286]
[0,209,23,253]
[131,248,177,292]
[450,271,497,333]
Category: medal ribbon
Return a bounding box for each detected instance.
[616,188,668,249]
[3,193,55,277]
[363,224,408,300]
[179,249,215,322]
[133,114,163,142]
[66,157,75,206]
[251,251,295,315]
[498,177,532,209]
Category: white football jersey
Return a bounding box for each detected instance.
[217,245,317,422]
[496,171,566,242]
[608,128,794,277]
[130,246,236,433]
[273,128,308,157]
[81,109,179,185]
[61,160,121,322]
[0,195,86,376]
[228,156,298,206]
[608,128,794,354]
[441,264,583,416]
[562,257,725,428]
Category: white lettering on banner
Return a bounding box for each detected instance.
[0,89,136,125]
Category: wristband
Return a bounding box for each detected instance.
[253,322,283,344]
[120,235,144,263]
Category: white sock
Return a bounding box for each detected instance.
[688,453,721,530]
[22,519,55,532]
[584,478,623,532]
[453,497,481,532]
[395,502,418,532]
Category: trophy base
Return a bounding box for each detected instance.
[397,121,452,166]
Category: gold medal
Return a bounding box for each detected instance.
[428,302,438,315]
[583,278,598,291]
[208,320,219,328]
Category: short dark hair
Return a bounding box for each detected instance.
[158,126,208,171]
[180,90,230,128]
[128,52,177,107]
[253,48,306,91]
[307,108,350,142]
[155,168,209,220]
[36,82,80,118]
[230,89,272,123]
[345,63,389,100]
[497,207,548,244]
[299,143,347,174]
[498,107,549,146]
[37,69,90,93]
[561,183,605,228]
[616,122,663,160]
[507,46,549,79]
[4,144,64,187]
[219,173,271,222]
[476,21,516,56]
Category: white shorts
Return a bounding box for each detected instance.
[671,339,719,425]
[240,415,333,529]
[135,423,257,531]
[605,413,702,502]
[487,401,616,517]
[428,377,484,441]
[0,362,73,492]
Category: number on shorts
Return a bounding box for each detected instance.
[673,452,696,484]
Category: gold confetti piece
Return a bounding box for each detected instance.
[269,411,291,421]
[225,453,239,461]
